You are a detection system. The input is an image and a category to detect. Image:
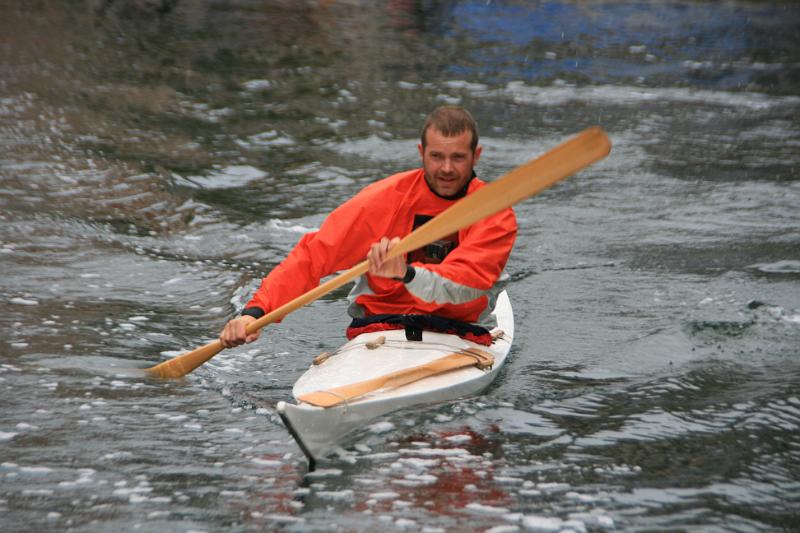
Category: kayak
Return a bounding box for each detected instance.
[277,290,514,468]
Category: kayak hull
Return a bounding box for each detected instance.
[277,291,514,466]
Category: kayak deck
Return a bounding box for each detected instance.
[277,291,513,467]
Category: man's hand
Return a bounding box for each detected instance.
[220,315,261,348]
[367,236,407,279]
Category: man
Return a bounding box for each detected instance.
[220,105,517,348]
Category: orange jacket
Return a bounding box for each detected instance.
[245,168,517,326]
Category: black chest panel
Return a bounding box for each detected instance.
[407,214,459,264]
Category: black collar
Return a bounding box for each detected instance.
[425,170,477,200]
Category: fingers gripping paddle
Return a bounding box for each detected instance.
[146,127,611,379]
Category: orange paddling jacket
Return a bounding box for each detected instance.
[244,168,517,328]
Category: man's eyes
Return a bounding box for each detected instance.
[430,153,467,161]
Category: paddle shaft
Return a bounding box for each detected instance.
[146,127,611,379]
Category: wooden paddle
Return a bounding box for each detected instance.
[297,348,494,408]
[146,126,611,379]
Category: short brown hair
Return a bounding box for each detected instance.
[420,105,479,152]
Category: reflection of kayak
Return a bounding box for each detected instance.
[277,291,514,469]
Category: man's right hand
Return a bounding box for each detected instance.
[220,315,261,348]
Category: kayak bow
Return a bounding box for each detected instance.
[277,290,514,468]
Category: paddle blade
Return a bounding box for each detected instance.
[145,339,224,379]
[390,127,612,258]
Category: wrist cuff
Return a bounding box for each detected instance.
[241,307,265,319]
[397,265,415,284]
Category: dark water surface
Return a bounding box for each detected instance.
[2,1,799,532]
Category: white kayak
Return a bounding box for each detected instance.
[277,290,514,468]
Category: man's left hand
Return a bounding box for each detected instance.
[367,237,407,279]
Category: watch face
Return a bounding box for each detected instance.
[408,214,459,264]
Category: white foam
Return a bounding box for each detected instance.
[520,515,568,532]
[398,473,437,486]
[113,486,152,497]
[398,457,438,469]
[10,297,38,305]
[444,434,472,443]
[305,468,342,479]
[465,502,510,514]
[19,466,53,474]
[368,491,399,500]
[315,489,353,501]
[177,165,267,190]
[494,476,525,485]
[501,81,800,111]
[369,421,395,434]
[568,511,614,530]
[402,447,469,457]
[251,458,281,467]
[358,452,400,462]
[537,482,572,494]
[263,514,304,524]
[444,80,489,92]
[268,219,317,234]
[101,451,133,461]
[242,79,272,91]
[238,130,295,149]
[749,260,800,273]
[22,489,54,496]
[486,526,520,533]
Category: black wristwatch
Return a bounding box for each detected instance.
[394,265,416,284]
[241,307,265,319]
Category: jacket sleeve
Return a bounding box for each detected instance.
[245,187,392,316]
[405,206,516,305]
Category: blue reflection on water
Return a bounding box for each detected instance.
[436,0,788,88]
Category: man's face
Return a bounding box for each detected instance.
[418,127,482,198]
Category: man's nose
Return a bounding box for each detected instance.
[442,158,454,172]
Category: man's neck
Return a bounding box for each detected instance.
[424,170,476,200]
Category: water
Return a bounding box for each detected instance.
[2,1,799,531]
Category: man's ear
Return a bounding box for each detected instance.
[417,143,424,160]
[473,145,483,165]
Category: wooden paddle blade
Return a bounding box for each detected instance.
[297,349,495,408]
[387,127,612,259]
[145,339,224,378]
